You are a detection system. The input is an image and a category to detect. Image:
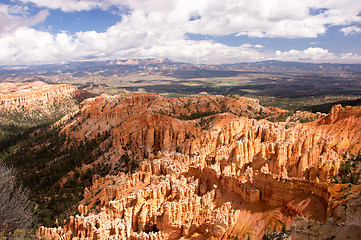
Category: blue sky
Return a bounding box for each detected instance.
[0,0,361,65]
[39,8,121,33]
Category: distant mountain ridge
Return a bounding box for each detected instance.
[1,59,360,77]
[228,60,361,74]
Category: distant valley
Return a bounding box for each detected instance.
[1,60,361,112]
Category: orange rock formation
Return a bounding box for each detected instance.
[38,94,361,239]
[0,81,90,108]
[0,81,93,126]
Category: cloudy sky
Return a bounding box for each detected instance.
[0,0,361,65]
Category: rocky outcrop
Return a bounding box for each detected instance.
[61,93,286,161]
[38,153,238,240]
[289,184,361,240]
[38,95,361,240]
[0,81,93,127]
[0,81,90,108]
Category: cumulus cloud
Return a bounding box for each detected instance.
[273,47,361,63]
[1,0,361,65]
[275,47,337,62]
[0,23,266,65]
[19,0,361,38]
[341,26,361,35]
[1,22,359,66]
[0,4,49,35]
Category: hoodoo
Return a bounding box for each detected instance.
[36,94,361,239]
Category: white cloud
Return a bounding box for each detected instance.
[19,0,106,12]
[340,52,361,62]
[18,0,361,38]
[1,23,360,65]
[275,47,336,62]
[0,4,49,35]
[0,23,266,65]
[1,0,361,65]
[341,26,361,35]
[273,47,361,63]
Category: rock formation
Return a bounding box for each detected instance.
[0,81,93,127]
[37,93,361,239]
[291,185,361,240]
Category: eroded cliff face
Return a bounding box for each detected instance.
[38,94,361,240]
[62,93,288,160]
[291,184,361,240]
[0,81,93,127]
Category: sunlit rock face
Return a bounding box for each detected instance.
[0,81,91,108]
[0,81,93,126]
[38,93,361,240]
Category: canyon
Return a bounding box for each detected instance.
[30,92,361,239]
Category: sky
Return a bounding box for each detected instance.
[0,0,361,65]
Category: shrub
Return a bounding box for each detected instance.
[0,164,33,235]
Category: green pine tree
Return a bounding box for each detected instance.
[281,223,287,234]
